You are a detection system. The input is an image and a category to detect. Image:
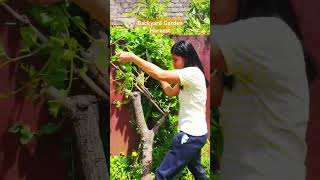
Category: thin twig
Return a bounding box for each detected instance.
[75,68,109,101]
[80,51,109,93]
[152,112,169,134]
[110,62,165,114]
[0,48,41,69]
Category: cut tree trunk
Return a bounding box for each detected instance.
[131,91,168,180]
[71,95,109,180]
[141,134,154,180]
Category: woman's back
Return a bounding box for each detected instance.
[213,17,309,180]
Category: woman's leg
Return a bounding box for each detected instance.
[155,132,207,180]
[187,152,207,180]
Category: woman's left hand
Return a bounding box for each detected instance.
[116,51,135,63]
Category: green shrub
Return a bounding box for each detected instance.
[110,151,142,179]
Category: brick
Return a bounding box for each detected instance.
[168,2,174,7]
[176,13,184,17]
[180,7,189,12]
[171,7,179,12]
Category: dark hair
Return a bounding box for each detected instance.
[171,41,209,87]
[238,0,299,31]
[238,0,315,82]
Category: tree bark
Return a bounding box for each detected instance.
[141,133,154,180]
[71,95,109,180]
[132,91,167,180]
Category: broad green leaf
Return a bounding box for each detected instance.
[44,47,67,88]
[20,26,38,51]
[72,16,86,30]
[66,38,78,50]
[62,49,76,62]
[19,124,33,145]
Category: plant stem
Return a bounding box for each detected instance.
[67,59,74,92]
[0,48,41,69]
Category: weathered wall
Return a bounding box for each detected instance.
[110,0,191,25]
[291,1,320,180]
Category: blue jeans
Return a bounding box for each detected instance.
[155,131,208,180]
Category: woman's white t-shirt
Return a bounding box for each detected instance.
[213,17,309,180]
[174,66,208,136]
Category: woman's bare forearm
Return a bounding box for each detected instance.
[131,54,164,81]
[130,54,180,84]
[160,81,180,97]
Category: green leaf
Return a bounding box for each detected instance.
[48,100,61,118]
[72,16,86,30]
[36,123,59,136]
[48,37,65,48]
[66,38,78,50]
[111,56,118,62]
[19,124,33,145]
[62,49,76,62]
[8,122,23,133]
[0,42,5,57]
[20,26,38,51]
[44,46,67,88]
[113,100,121,108]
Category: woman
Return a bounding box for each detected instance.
[117,40,209,179]
[212,0,309,179]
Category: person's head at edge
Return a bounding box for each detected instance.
[212,0,316,81]
[212,0,298,30]
[171,41,209,87]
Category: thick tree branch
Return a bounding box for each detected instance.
[131,91,149,135]
[152,112,169,134]
[81,51,110,93]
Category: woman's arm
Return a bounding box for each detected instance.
[117,51,180,84]
[160,81,180,97]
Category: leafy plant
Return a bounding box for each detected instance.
[8,121,59,145]
[110,24,211,178]
[110,152,142,179]
[171,0,210,35]
[124,0,169,19]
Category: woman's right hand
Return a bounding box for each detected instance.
[116,51,135,64]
